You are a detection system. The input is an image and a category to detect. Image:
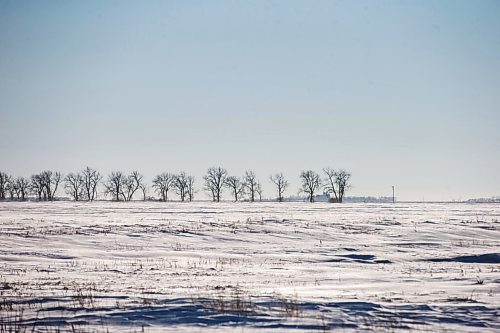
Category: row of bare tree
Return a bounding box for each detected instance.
[204,167,275,202]
[299,168,351,203]
[0,172,32,201]
[204,167,350,203]
[0,167,350,202]
[0,171,62,201]
[0,168,99,202]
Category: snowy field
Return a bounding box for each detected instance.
[0,201,499,332]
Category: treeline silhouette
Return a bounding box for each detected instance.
[0,167,351,203]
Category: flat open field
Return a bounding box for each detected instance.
[0,202,499,332]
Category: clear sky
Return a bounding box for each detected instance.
[1,0,499,201]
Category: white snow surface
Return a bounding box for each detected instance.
[0,201,499,332]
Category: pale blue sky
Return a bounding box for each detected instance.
[1,0,499,201]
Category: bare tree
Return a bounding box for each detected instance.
[323,167,339,202]
[0,172,9,200]
[139,183,148,201]
[82,167,101,201]
[31,174,45,200]
[40,172,50,200]
[224,176,244,202]
[186,176,195,202]
[39,171,52,200]
[122,171,143,201]
[300,170,321,203]
[5,176,18,200]
[51,172,62,201]
[255,182,263,202]
[5,175,15,200]
[12,180,21,199]
[270,173,289,202]
[16,177,30,201]
[204,167,227,202]
[323,168,351,203]
[335,170,351,203]
[244,171,258,202]
[152,172,175,201]
[104,171,126,201]
[173,172,190,201]
[65,172,84,201]
[39,171,61,201]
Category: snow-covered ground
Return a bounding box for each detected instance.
[0,201,499,332]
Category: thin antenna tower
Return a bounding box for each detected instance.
[392,186,395,203]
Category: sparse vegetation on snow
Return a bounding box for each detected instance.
[0,201,499,332]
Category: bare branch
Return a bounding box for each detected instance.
[224,176,244,202]
[0,172,8,200]
[104,171,126,201]
[323,168,351,203]
[203,167,227,202]
[270,173,289,202]
[15,177,30,201]
[243,171,258,202]
[173,172,190,202]
[36,171,62,201]
[82,167,102,201]
[64,172,84,201]
[186,176,195,202]
[335,169,351,203]
[300,170,321,203]
[152,173,175,201]
[139,182,148,201]
[323,167,339,202]
[255,182,263,202]
[122,171,143,201]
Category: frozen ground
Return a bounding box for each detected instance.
[0,201,499,332]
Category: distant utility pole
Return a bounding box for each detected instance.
[392,186,395,203]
